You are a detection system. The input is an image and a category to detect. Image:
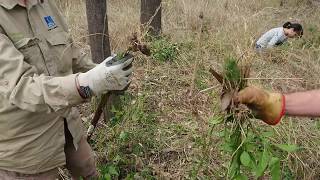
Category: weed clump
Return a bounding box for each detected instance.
[210,57,301,180]
[149,36,178,62]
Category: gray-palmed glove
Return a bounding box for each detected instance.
[77,55,133,97]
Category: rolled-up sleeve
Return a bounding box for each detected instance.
[0,33,84,113]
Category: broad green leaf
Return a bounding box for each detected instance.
[275,144,301,153]
[221,142,235,153]
[269,157,281,180]
[233,174,248,180]
[240,151,251,167]
[269,157,279,165]
[245,143,256,152]
[229,159,240,178]
[255,146,269,177]
[229,151,241,178]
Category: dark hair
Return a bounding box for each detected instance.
[283,22,303,36]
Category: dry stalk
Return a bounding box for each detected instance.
[189,11,205,97]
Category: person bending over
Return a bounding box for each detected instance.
[255,22,303,49]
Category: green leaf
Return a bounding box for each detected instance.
[229,151,241,178]
[233,174,248,180]
[244,131,255,142]
[240,151,251,167]
[255,146,269,177]
[104,174,112,180]
[221,142,234,153]
[209,116,224,126]
[261,131,274,138]
[224,57,241,84]
[245,143,256,152]
[274,144,301,153]
[269,157,281,180]
[107,166,119,176]
[215,131,225,137]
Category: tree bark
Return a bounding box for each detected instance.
[86,0,116,125]
[140,0,162,36]
[85,0,111,63]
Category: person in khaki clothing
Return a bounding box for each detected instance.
[0,0,133,179]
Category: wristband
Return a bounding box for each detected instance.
[75,74,92,99]
[269,94,286,125]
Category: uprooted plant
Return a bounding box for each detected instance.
[209,57,301,180]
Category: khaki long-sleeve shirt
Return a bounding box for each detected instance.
[0,0,96,174]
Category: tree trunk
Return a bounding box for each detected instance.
[85,0,111,63]
[86,0,116,123]
[140,0,162,36]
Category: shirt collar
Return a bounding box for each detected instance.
[0,0,40,10]
[0,0,19,9]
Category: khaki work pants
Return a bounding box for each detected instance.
[64,120,99,180]
[0,121,98,180]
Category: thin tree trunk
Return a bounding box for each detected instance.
[140,0,162,36]
[86,0,111,63]
[86,0,116,124]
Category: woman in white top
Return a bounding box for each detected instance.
[256,22,303,49]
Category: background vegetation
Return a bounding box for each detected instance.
[57,0,320,179]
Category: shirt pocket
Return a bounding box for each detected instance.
[45,30,73,75]
[15,38,48,75]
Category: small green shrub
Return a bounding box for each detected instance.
[150,36,179,62]
[99,164,120,180]
[93,93,158,179]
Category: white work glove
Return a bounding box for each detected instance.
[77,55,133,96]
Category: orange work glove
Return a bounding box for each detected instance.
[237,86,286,125]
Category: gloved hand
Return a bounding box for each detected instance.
[236,86,285,125]
[77,55,133,97]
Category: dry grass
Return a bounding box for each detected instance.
[57,0,320,179]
